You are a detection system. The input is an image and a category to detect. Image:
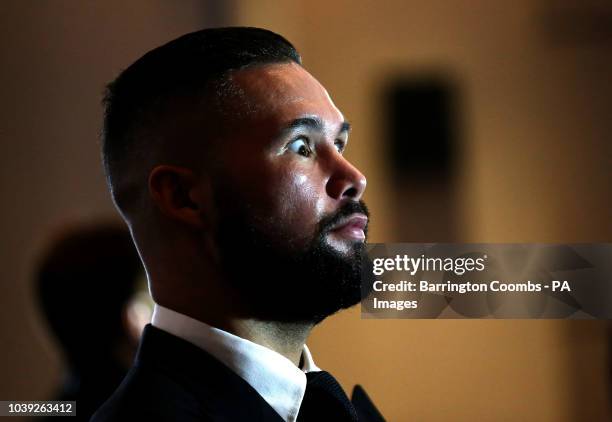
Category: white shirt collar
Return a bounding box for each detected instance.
[151,305,320,422]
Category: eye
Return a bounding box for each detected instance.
[287,137,312,157]
[334,139,346,153]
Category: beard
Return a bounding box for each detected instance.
[213,195,372,324]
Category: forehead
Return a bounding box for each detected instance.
[227,62,344,129]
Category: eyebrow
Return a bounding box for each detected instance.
[282,116,351,136]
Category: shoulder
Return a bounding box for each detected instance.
[91,325,284,422]
[90,362,212,422]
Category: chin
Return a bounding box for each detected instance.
[325,237,367,256]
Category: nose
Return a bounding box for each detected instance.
[325,154,367,201]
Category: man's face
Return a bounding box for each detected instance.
[208,62,370,323]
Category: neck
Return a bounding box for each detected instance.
[157,298,314,366]
[224,319,314,366]
[150,248,315,366]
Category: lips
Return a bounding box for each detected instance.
[329,214,368,241]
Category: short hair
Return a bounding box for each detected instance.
[102,27,302,214]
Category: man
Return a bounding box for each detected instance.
[93,27,382,422]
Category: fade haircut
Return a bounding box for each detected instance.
[102,27,301,216]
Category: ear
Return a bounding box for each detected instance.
[148,165,211,229]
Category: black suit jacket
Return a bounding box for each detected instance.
[91,325,286,421]
[92,324,383,422]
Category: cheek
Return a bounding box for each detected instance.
[275,168,326,239]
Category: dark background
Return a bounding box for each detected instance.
[1,1,611,421]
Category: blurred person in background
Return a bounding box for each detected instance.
[36,222,147,421]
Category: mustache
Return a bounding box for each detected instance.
[317,200,370,236]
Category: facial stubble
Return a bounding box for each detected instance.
[214,192,373,324]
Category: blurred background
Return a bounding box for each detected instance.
[1,1,611,421]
